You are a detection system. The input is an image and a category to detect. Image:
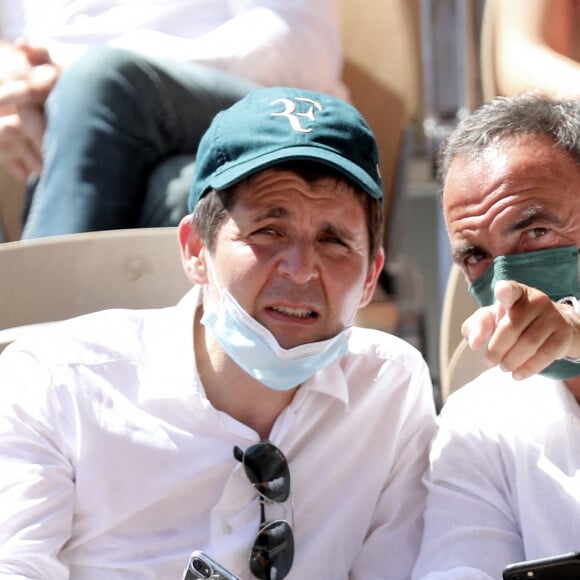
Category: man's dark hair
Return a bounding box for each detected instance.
[192,161,384,264]
[437,91,580,190]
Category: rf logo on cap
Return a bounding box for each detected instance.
[189,87,384,209]
[270,97,323,133]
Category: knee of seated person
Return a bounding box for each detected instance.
[140,155,195,227]
[51,46,156,107]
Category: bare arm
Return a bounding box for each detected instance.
[494,0,580,98]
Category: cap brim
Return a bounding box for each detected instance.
[207,145,383,201]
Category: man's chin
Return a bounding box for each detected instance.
[274,329,343,350]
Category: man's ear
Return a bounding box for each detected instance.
[359,247,385,308]
[178,214,208,284]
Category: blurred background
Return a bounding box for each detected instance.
[343,0,487,406]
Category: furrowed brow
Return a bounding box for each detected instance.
[251,206,289,223]
[508,205,559,233]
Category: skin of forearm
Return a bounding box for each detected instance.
[496,43,580,98]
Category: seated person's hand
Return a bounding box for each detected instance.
[0,105,44,181]
[0,40,56,180]
[461,280,580,380]
[0,41,33,84]
[13,38,52,68]
[0,61,60,110]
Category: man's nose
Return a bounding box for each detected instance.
[277,241,319,284]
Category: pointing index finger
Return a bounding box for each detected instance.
[494,280,524,310]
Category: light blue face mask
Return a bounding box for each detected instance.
[200,256,349,391]
[469,245,580,380]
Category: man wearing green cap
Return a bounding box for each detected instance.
[0,87,436,580]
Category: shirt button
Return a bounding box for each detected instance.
[223,522,233,535]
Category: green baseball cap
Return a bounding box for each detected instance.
[188,86,383,211]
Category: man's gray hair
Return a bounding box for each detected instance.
[437,91,580,189]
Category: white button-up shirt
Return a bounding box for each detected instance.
[414,366,580,579]
[0,287,436,579]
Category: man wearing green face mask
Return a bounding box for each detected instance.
[413,92,580,580]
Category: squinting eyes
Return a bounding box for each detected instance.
[321,236,348,247]
[250,228,349,247]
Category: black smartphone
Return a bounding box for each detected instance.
[503,551,580,579]
[182,550,240,580]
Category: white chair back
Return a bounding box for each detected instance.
[439,263,487,401]
[0,228,191,353]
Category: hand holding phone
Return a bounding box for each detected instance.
[182,550,240,580]
[503,551,580,580]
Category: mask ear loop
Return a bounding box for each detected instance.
[202,250,226,310]
[203,250,218,287]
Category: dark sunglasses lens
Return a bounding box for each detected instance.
[237,443,290,502]
[250,520,294,580]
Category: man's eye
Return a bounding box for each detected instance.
[526,227,548,239]
[253,226,277,236]
[321,235,347,247]
[463,251,487,266]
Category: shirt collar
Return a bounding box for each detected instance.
[292,333,352,410]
